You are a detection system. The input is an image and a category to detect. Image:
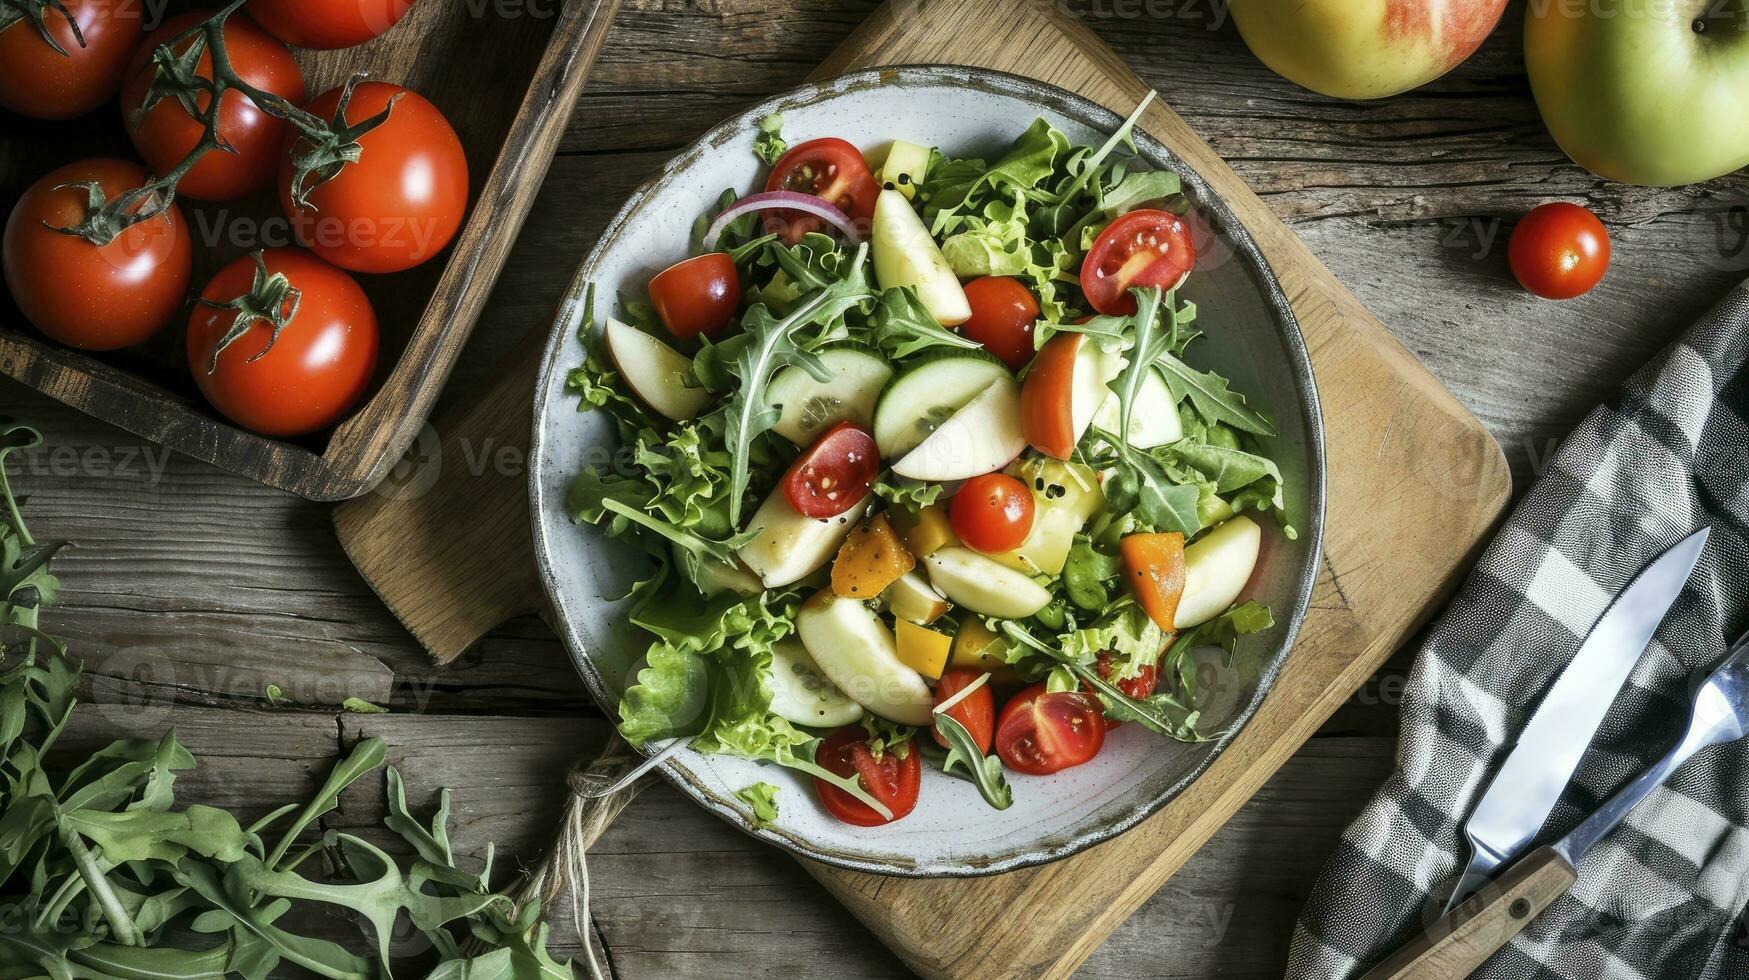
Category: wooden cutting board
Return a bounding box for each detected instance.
[333,1,1513,976]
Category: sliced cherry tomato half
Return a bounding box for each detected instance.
[1080,209,1196,316]
[763,137,880,244]
[1085,653,1160,730]
[781,421,878,519]
[1120,531,1186,632]
[950,473,1035,554]
[932,667,995,752]
[959,276,1039,370]
[813,726,920,826]
[1508,202,1609,300]
[995,683,1106,775]
[648,252,739,340]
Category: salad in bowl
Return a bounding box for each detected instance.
[559,92,1296,832]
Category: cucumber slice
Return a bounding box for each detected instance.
[879,139,932,201]
[767,344,892,445]
[767,639,864,728]
[871,348,1009,458]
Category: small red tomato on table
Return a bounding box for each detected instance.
[1508,201,1610,300]
[813,726,920,826]
[248,0,414,50]
[648,253,739,340]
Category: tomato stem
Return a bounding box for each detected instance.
[0,0,86,57]
[193,250,304,372]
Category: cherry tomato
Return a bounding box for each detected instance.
[648,252,739,340]
[278,81,468,274]
[763,137,880,244]
[950,473,1035,554]
[813,726,920,826]
[247,0,413,49]
[994,683,1106,776]
[932,667,996,752]
[781,421,878,519]
[3,159,191,351]
[1508,202,1610,300]
[1085,653,1159,730]
[959,276,1039,370]
[1080,209,1195,316]
[1120,531,1186,632]
[186,248,378,436]
[0,0,141,120]
[120,12,304,201]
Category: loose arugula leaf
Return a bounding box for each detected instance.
[736,782,781,828]
[933,714,1012,810]
[1156,352,1276,437]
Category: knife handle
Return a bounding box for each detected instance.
[1358,847,1578,980]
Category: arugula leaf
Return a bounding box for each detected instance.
[1094,432,1203,535]
[735,782,781,828]
[752,113,786,166]
[933,714,1012,810]
[1169,600,1274,667]
[869,285,981,359]
[1169,441,1284,499]
[1156,352,1276,437]
[1113,286,1168,447]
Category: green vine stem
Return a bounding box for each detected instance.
[0,0,85,55]
[193,250,304,372]
[50,0,396,245]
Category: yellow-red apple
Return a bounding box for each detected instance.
[1231,0,1508,100]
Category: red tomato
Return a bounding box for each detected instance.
[186,248,378,436]
[1019,332,1084,460]
[0,0,141,119]
[959,276,1039,370]
[762,137,880,244]
[781,421,878,519]
[1080,209,1195,316]
[120,12,304,201]
[1119,531,1186,632]
[932,667,995,752]
[1085,653,1159,730]
[950,473,1035,554]
[813,727,920,826]
[994,683,1106,776]
[247,0,413,49]
[278,81,468,274]
[648,252,739,340]
[1508,202,1609,300]
[3,159,191,351]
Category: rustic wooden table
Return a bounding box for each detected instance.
[9,3,1747,977]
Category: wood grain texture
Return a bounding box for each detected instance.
[335,1,1510,977]
[0,0,620,501]
[1359,847,1578,980]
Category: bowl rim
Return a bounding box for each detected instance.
[527,64,1327,878]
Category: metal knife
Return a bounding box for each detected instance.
[1444,526,1710,914]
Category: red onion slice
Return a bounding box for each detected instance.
[701,190,860,250]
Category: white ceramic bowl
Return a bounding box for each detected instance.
[529,66,1324,877]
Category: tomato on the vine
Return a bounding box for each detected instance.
[278,81,468,274]
[186,248,378,436]
[3,159,191,351]
[1508,202,1609,300]
[959,276,1039,370]
[121,11,305,201]
[763,137,880,244]
[0,0,141,120]
[1080,209,1195,316]
[247,0,413,50]
[813,726,920,826]
[1085,653,1159,730]
[648,252,739,340]
[950,473,1035,554]
[781,421,878,519]
[932,667,995,752]
[994,683,1106,776]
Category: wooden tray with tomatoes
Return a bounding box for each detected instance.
[0,0,619,500]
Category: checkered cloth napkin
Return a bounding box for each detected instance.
[1287,282,1749,980]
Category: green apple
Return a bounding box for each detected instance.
[1230,0,1507,99]
[1526,0,1749,186]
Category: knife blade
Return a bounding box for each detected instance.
[1444,526,1710,913]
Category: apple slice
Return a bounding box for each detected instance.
[891,376,1026,481]
[871,188,971,326]
[603,316,710,421]
[924,546,1052,619]
[881,569,949,625]
[766,639,864,728]
[1090,365,1183,449]
[737,487,869,589]
[795,589,935,725]
[1174,515,1262,629]
[1021,333,1122,458]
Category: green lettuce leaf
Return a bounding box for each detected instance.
[735,782,780,828]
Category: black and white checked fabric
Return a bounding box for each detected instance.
[1288,283,1749,980]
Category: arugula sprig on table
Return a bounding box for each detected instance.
[0,423,570,980]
